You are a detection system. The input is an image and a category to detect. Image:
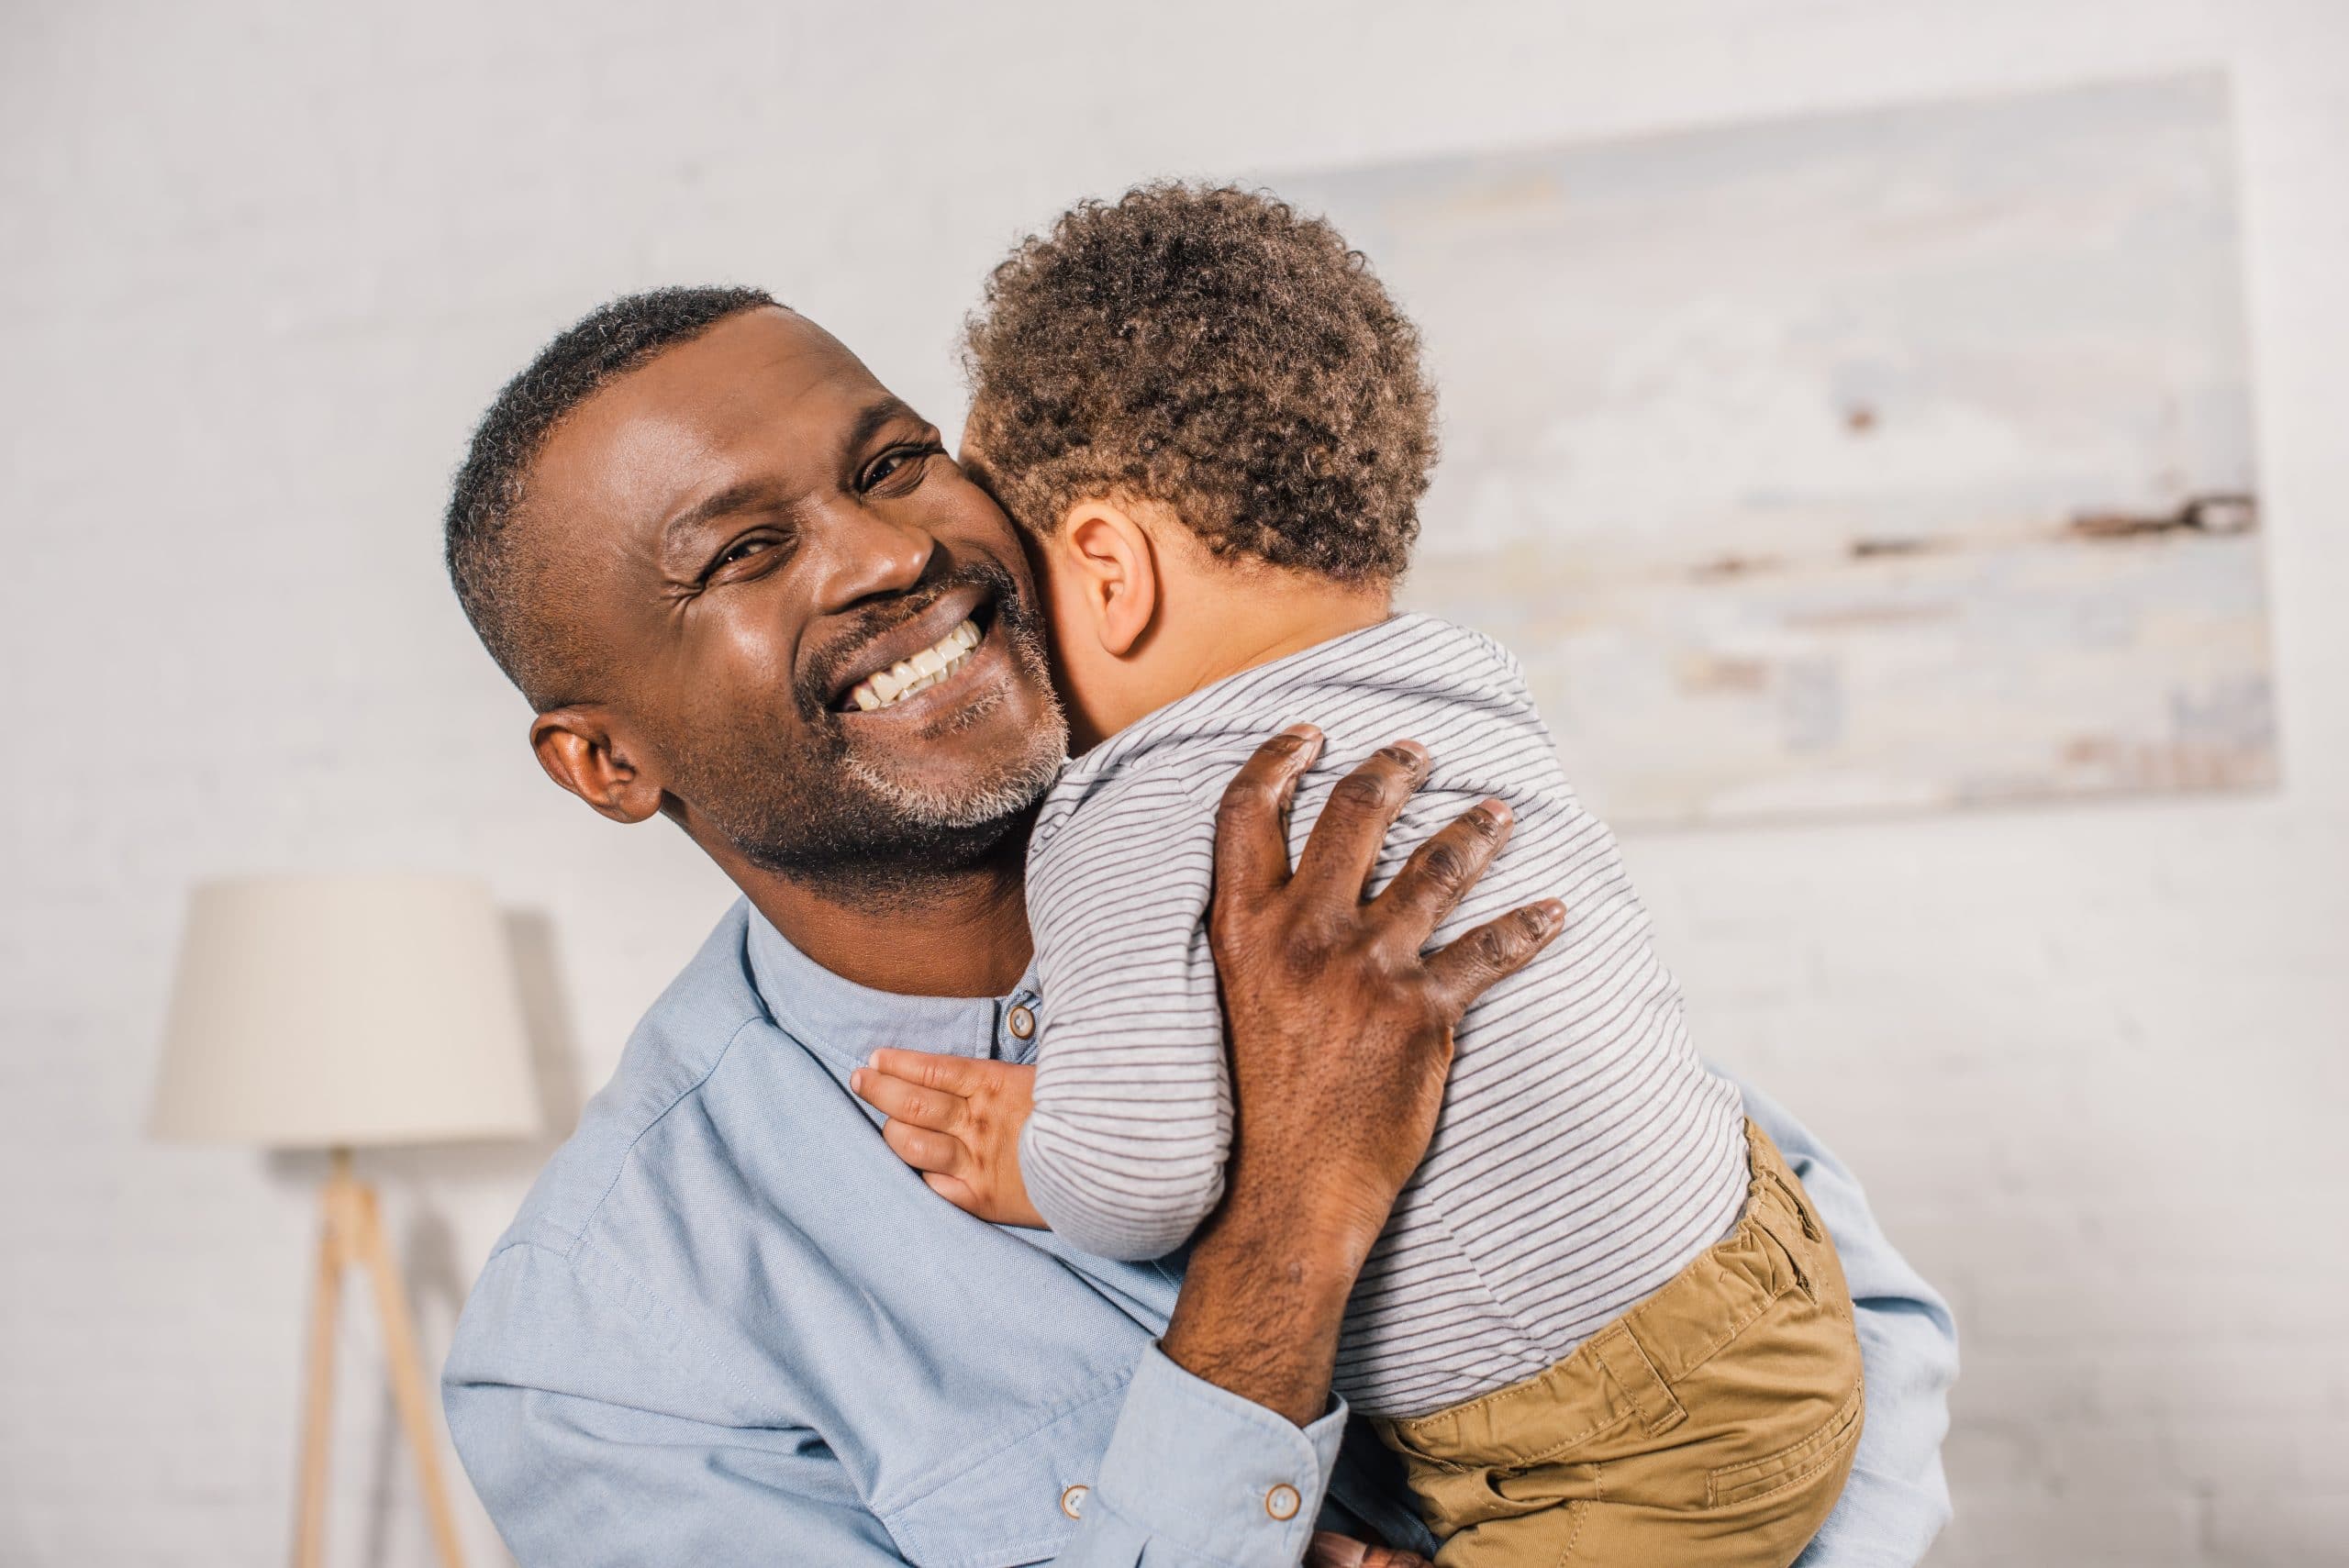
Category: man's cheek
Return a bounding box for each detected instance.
[705,614,807,707]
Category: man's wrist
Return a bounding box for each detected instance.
[1162,1168,1373,1427]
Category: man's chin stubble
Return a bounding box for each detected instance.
[733,681,1071,909]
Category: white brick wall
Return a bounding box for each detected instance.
[3,2,2343,1562]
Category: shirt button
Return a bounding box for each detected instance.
[1264,1483,1301,1520]
[1059,1483,1088,1519]
[1008,1004,1036,1040]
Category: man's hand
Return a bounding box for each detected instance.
[1306,1534,1431,1568]
[851,1051,1044,1229]
[1164,725,1566,1426]
[1210,729,1565,1252]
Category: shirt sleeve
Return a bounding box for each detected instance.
[444,1241,1353,1568]
[1073,1345,1353,1567]
[1722,1072,1961,1568]
[1019,765,1234,1262]
[443,1240,907,1566]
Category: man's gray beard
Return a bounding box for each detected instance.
[722,669,1072,907]
[840,681,1070,836]
[679,549,1073,906]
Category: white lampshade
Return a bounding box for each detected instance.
[150,874,543,1148]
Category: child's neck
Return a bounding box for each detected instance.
[1189,582,1394,684]
[1088,569,1393,746]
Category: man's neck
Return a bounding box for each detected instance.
[700,828,1038,998]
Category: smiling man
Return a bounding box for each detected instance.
[439,288,1955,1566]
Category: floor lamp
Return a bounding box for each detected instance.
[150,875,543,1568]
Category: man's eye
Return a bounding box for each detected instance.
[863,443,942,493]
[717,538,774,569]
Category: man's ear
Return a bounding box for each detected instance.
[529,707,665,824]
[1056,498,1160,658]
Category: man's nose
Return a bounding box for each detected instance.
[804,506,937,617]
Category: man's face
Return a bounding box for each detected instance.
[523,306,1066,889]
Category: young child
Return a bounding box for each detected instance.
[865,183,1863,1567]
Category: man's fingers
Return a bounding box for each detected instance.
[850,1066,961,1131]
[1304,1533,1369,1568]
[866,1047,985,1097]
[1375,796,1514,951]
[1421,899,1567,1019]
[1306,1535,1431,1568]
[1213,725,1325,903]
[880,1117,966,1175]
[1291,740,1430,901]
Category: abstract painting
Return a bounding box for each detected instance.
[1273,73,2274,825]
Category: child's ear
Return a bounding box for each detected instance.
[1057,498,1159,658]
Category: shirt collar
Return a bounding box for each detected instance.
[743,904,1038,1073]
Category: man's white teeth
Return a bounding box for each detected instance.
[849,618,982,712]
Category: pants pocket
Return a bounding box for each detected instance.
[1705,1377,1865,1510]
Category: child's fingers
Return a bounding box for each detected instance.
[851,1066,963,1131]
[866,1048,987,1096]
[880,1116,967,1176]
[922,1171,983,1213]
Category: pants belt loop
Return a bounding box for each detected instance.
[1766,1165,1823,1242]
[1589,1321,1687,1437]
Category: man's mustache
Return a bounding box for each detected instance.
[794,558,1032,720]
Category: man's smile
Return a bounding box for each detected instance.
[845,617,982,711]
[824,583,1008,721]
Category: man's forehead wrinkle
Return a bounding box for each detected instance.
[843,391,925,454]
[655,370,918,548]
[523,361,713,539]
[673,332,886,463]
[518,310,918,593]
[574,350,792,555]
[689,312,881,427]
[560,307,840,495]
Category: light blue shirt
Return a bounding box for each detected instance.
[444,901,1956,1565]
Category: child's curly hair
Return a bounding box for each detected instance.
[961,182,1437,583]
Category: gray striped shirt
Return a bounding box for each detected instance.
[1019,613,1748,1418]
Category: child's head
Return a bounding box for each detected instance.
[962,183,1438,744]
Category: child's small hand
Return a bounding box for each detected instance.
[851,1050,1046,1229]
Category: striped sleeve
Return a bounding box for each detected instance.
[1019,763,1231,1262]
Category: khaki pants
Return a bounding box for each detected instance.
[1375,1122,1865,1568]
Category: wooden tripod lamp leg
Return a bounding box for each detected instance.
[289,1150,468,1568]
[292,1154,351,1568]
[354,1181,469,1568]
